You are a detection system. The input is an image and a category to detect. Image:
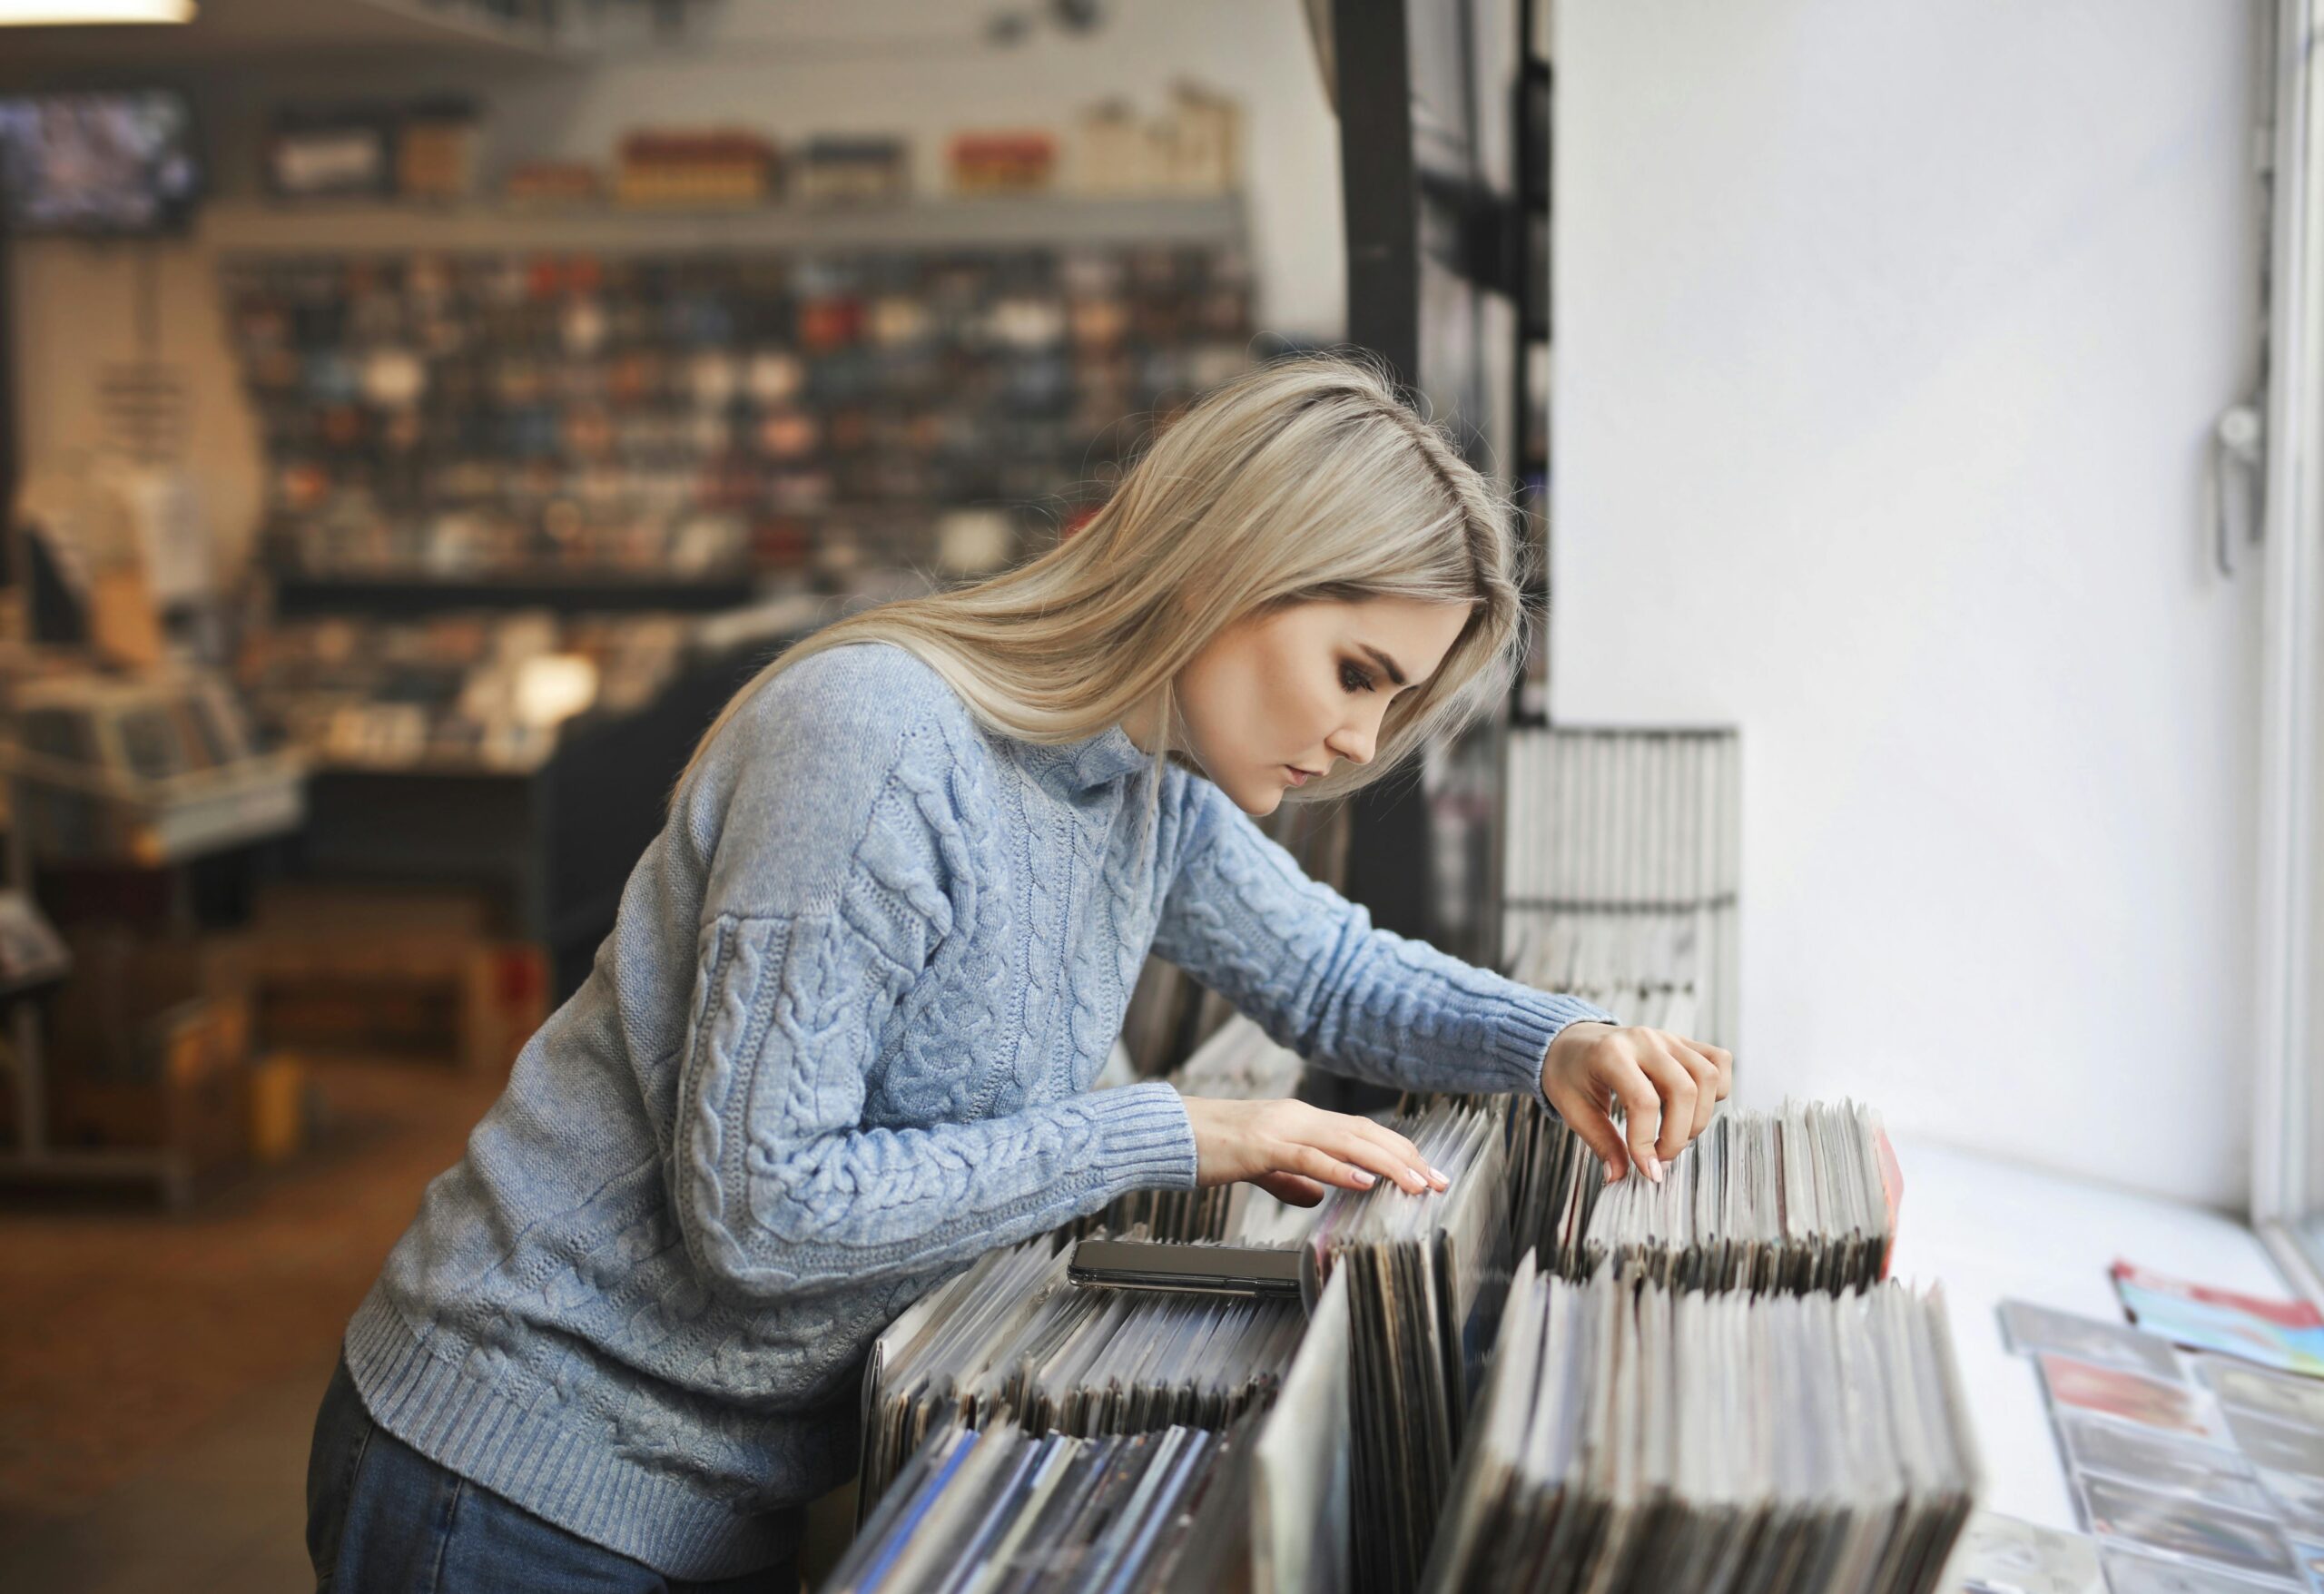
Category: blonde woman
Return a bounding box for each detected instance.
[305,355,1732,1593]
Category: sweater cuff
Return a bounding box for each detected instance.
[1487,990,1622,1110]
[1088,1079,1200,1195]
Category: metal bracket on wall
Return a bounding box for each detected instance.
[2218,11,2280,579]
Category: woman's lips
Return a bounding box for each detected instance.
[1284,765,1317,786]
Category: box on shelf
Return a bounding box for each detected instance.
[31,923,257,1176]
[268,99,487,204]
[1162,83,1241,194]
[266,105,398,201]
[794,137,910,205]
[1077,84,1242,196]
[615,130,781,208]
[46,997,251,1176]
[398,97,482,202]
[948,130,1057,195]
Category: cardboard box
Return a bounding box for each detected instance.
[240,883,547,1074]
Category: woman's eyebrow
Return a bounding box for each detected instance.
[1358,644,1409,687]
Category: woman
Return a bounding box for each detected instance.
[306,355,1733,1592]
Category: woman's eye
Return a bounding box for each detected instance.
[1340,661,1375,694]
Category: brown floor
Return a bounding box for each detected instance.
[0,1055,505,1592]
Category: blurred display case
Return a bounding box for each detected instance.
[214,209,1254,600]
[0,667,306,867]
[233,606,706,774]
[281,623,797,1003]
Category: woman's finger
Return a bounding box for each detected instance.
[1633,1043,1701,1161]
[1344,1115,1444,1190]
[1606,1057,1668,1179]
[1315,1124,1433,1195]
[1551,1083,1631,1183]
[1659,1037,1719,1144]
[1282,1141,1378,1193]
[1700,1040,1738,1106]
[1671,1036,1734,1102]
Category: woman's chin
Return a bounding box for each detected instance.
[1227,776,1284,817]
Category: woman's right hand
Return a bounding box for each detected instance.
[1179,1096,1449,1208]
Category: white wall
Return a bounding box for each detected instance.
[8,0,1344,570]
[1552,0,2266,1207]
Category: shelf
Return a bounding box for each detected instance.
[270,570,761,617]
[200,193,1249,257]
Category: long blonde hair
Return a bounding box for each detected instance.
[677,352,1528,803]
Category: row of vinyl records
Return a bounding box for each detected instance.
[1094,1014,1901,1290]
[1501,725,1742,1052]
[831,1087,1969,1594]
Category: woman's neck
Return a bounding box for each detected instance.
[1117,690,1167,754]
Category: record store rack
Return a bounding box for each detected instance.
[828,1075,1977,1594]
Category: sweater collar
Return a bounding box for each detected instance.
[1037,724,1150,794]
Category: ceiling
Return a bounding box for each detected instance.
[0,0,578,71]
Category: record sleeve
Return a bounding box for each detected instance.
[2053,1410,2271,1515]
[2001,1298,2186,1382]
[2099,1546,2299,1594]
[2041,1354,2229,1443]
[2074,1472,2299,1583]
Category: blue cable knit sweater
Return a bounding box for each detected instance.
[341,641,1614,1579]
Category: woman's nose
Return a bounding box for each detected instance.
[1327,723,1376,766]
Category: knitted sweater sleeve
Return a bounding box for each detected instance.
[668,660,1196,1305]
[1151,774,1618,1107]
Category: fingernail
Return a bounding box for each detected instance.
[1603,1161,1620,1185]
[1645,1155,1664,1185]
[1427,1166,1450,1188]
[1354,1170,1378,1187]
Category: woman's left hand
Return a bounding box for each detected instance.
[1541,1022,1733,1186]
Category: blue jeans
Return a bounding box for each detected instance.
[305,1358,799,1594]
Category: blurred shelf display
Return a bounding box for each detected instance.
[233,609,699,775]
[268,571,758,618]
[198,193,1247,253]
[0,669,307,867]
[265,97,485,204]
[219,223,1255,614]
[261,500,754,586]
[284,628,799,1002]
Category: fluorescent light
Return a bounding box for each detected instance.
[0,1,197,23]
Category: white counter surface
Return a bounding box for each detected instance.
[1885,1134,2291,1531]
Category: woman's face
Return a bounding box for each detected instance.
[1174,597,1473,816]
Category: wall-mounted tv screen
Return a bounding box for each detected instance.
[0,91,202,236]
